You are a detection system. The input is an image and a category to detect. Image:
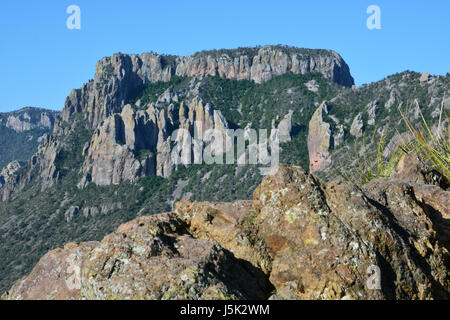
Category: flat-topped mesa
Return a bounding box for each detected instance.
[61,46,354,128]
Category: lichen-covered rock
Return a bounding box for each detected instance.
[252,165,450,299]
[174,199,272,275]
[390,153,448,189]
[0,242,97,300]
[3,160,450,300]
[2,213,272,300]
[175,163,450,299]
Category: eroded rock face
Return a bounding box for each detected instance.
[277,110,293,143]
[308,101,331,172]
[366,100,378,125]
[1,133,61,201]
[61,46,354,130]
[0,242,97,300]
[3,46,354,199]
[5,158,449,300]
[79,105,158,186]
[1,108,56,133]
[176,46,354,86]
[79,95,232,185]
[390,153,449,189]
[350,113,364,137]
[420,72,431,85]
[0,161,23,189]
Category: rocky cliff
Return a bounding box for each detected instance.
[0,107,59,169]
[61,45,354,129]
[3,156,449,300]
[2,46,351,195]
[0,107,56,133]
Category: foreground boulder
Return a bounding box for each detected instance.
[3,159,450,300]
[2,213,272,300]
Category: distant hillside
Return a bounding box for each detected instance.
[0,107,59,168]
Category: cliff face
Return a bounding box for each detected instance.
[23,45,351,190]
[3,157,449,300]
[61,46,354,129]
[176,47,353,86]
[0,107,56,133]
[78,94,232,186]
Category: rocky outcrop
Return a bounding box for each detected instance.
[420,72,431,85]
[308,102,331,172]
[0,107,59,182]
[4,157,448,300]
[2,46,354,196]
[366,100,378,125]
[350,113,364,137]
[0,107,57,133]
[390,153,449,189]
[178,162,450,299]
[0,133,62,200]
[334,124,345,147]
[79,93,231,185]
[79,105,159,186]
[0,161,23,189]
[384,90,397,110]
[30,134,61,190]
[276,110,293,143]
[176,46,354,86]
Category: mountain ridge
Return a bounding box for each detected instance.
[0,45,448,296]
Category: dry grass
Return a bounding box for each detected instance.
[335,96,449,185]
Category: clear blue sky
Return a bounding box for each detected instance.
[0,0,449,112]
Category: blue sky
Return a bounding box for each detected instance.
[0,0,449,112]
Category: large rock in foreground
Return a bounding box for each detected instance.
[3,159,449,300]
[2,213,271,300]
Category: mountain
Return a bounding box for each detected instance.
[0,45,448,297]
[0,107,59,169]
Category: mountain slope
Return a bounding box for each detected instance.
[0,107,59,169]
[0,45,448,294]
